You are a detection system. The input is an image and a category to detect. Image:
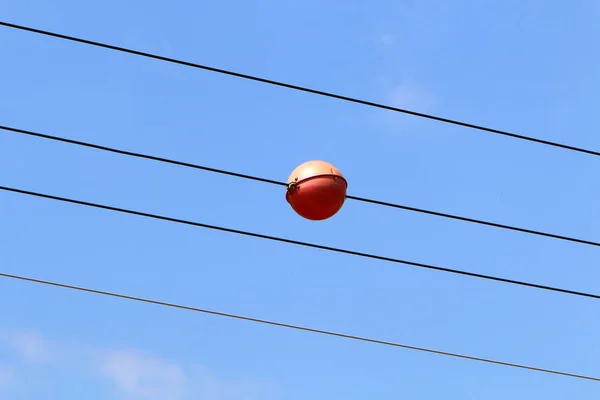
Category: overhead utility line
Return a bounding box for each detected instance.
[2,124,597,248]
[2,272,599,382]
[1,185,598,301]
[1,21,598,157]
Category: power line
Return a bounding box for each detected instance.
[2,124,598,248]
[0,125,285,187]
[345,193,599,248]
[2,271,598,383]
[1,21,599,158]
[1,184,598,301]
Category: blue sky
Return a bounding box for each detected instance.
[1,0,599,398]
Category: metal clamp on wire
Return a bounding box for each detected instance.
[286,178,299,192]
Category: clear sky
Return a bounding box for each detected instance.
[1,0,599,398]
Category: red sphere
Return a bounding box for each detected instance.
[285,160,348,221]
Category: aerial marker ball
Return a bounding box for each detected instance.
[285,160,348,221]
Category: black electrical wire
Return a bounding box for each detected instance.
[1,271,598,382]
[2,124,598,248]
[1,185,598,301]
[0,125,286,187]
[1,20,599,158]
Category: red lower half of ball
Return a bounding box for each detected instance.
[286,176,347,220]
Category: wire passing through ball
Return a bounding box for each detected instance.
[285,160,348,221]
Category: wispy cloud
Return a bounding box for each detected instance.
[379,33,395,46]
[0,364,16,390]
[9,330,52,364]
[387,82,438,111]
[373,79,439,132]
[99,348,187,400]
[1,329,276,400]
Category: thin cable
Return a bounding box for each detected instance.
[1,20,599,158]
[2,124,598,248]
[344,194,600,248]
[2,273,599,383]
[0,125,285,187]
[1,185,599,301]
